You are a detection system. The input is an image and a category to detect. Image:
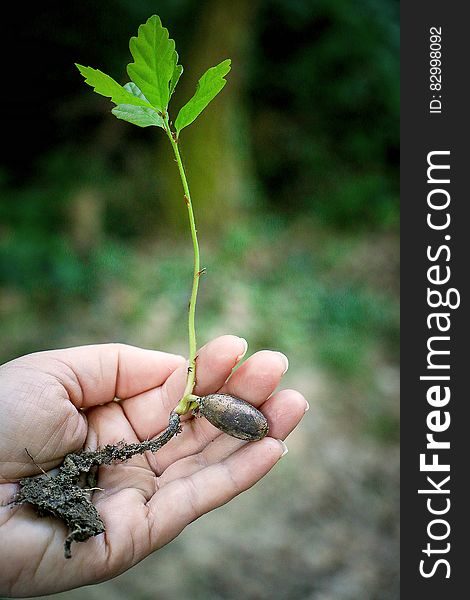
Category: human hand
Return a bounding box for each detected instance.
[0,336,306,596]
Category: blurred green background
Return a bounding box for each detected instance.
[0,0,399,598]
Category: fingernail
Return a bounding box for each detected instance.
[304,401,310,413]
[276,439,289,458]
[236,337,248,362]
[275,352,289,375]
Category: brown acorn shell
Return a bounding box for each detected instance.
[198,393,269,441]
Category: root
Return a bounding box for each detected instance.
[15,412,181,558]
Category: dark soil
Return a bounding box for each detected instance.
[15,412,181,558]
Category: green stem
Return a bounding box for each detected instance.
[163,116,201,415]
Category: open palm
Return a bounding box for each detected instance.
[0,335,306,596]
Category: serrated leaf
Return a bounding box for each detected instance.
[76,64,153,109]
[170,62,183,96]
[113,82,164,127]
[111,104,164,128]
[170,50,183,98]
[127,15,175,111]
[123,81,150,102]
[175,59,231,135]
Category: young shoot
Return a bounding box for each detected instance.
[76,15,231,415]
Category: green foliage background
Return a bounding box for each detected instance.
[0,1,399,598]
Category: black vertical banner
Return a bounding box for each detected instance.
[401,2,469,597]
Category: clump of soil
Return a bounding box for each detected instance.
[15,412,181,558]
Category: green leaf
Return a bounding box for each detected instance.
[175,59,231,135]
[127,14,176,111]
[112,82,165,128]
[76,64,153,108]
[170,63,183,96]
[123,81,150,102]
[111,104,164,128]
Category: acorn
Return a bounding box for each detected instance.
[196,393,269,441]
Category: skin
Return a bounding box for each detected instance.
[0,335,307,597]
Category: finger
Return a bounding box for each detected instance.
[151,350,289,472]
[157,389,307,484]
[259,388,307,440]
[166,334,249,403]
[18,343,185,408]
[120,335,247,442]
[222,349,289,404]
[147,437,285,548]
